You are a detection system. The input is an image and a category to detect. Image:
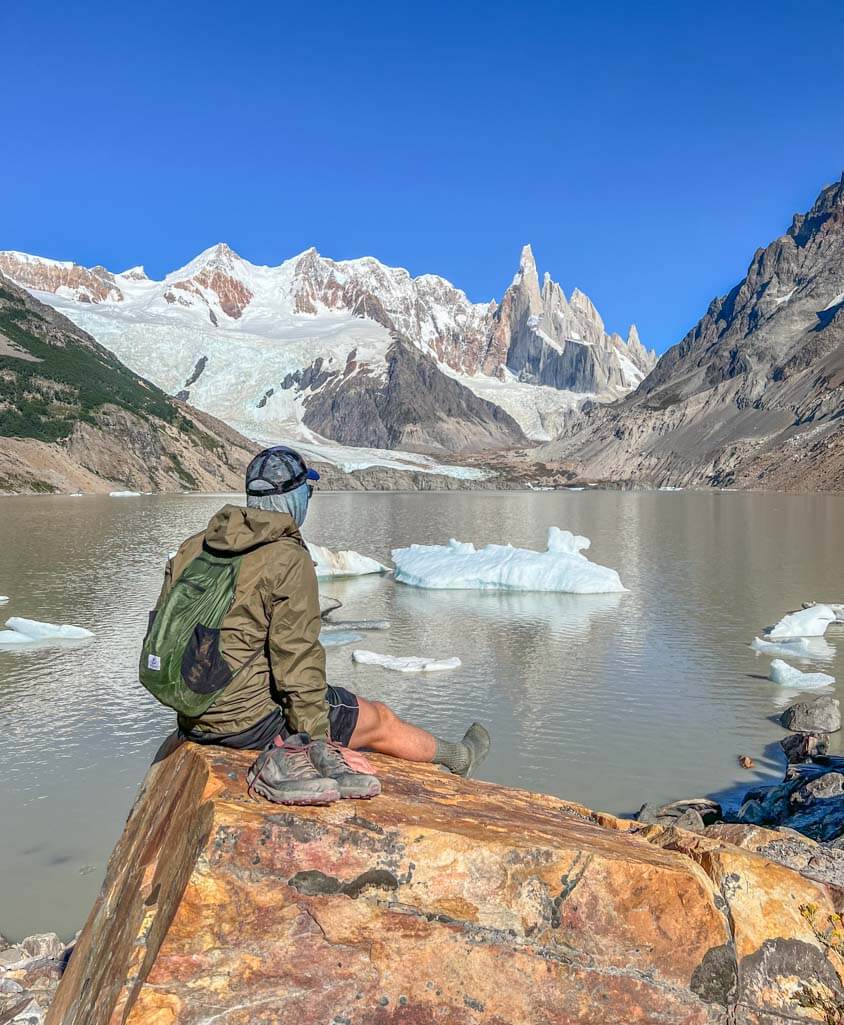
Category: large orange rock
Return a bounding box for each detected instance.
[47,740,844,1024]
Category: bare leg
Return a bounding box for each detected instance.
[349,697,436,762]
[348,697,491,776]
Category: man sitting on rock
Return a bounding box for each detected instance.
[146,445,490,806]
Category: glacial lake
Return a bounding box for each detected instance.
[1,489,842,940]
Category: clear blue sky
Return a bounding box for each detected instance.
[2,0,842,352]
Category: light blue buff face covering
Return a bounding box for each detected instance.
[246,481,310,526]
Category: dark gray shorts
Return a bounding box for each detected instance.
[181,686,360,751]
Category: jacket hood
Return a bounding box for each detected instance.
[204,504,303,554]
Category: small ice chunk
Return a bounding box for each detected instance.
[767,605,836,639]
[392,526,625,593]
[0,617,94,644]
[0,596,8,604]
[321,630,363,648]
[322,620,390,632]
[109,490,142,497]
[307,543,387,579]
[352,649,461,673]
[751,636,836,661]
[768,659,835,688]
[319,595,343,619]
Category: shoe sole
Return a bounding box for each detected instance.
[250,782,341,806]
[338,784,382,800]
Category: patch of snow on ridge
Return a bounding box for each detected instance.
[439,365,588,441]
[392,527,626,593]
[248,424,493,480]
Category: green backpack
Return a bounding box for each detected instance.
[139,549,244,717]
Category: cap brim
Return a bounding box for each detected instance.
[306,468,320,481]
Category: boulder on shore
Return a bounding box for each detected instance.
[47,739,844,1024]
[780,695,841,735]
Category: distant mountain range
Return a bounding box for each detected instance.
[528,173,844,491]
[2,175,841,494]
[0,244,655,456]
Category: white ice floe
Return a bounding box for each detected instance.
[0,596,8,604]
[767,604,836,640]
[751,636,836,661]
[803,601,844,624]
[392,527,625,594]
[307,543,388,579]
[768,659,835,689]
[319,595,343,618]
[109,490,142,497]
[0,617,94,646]
[322,620,390,632]
[352,649,461,673]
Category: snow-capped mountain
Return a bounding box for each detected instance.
[0,244,655,453]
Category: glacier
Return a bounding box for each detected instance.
[307,543,387,579]
[768,659,835,689]
[0,617,94,646]
[352,649,461,673]
[392,527,625,593]
[766,604,836,640]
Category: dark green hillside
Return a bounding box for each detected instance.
[0,279,176,442]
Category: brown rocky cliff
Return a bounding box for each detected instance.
[47,740,844,1024]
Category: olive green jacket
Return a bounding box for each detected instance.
[156,504,330,739]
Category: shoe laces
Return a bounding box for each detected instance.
[246,737,315,799]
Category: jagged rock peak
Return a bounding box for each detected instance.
[118,265,149,281]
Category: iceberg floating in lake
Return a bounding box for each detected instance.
[768,658,835,689]
[322,619,390,632]
[751,635,835,661]
[307,543,387,579]
[0,596,8,605]
[803,601,844,624]
[767,605,836,640]
[392,527,625,594]
[352,649,461,673]
[0,617,94,646]
[109,490,142,497]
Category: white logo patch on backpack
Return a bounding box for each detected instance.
[147,654,161,671]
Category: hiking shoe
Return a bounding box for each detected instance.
[246,733,340,806]
[308,740,381,800]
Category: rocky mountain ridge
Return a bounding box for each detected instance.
[0,243,655,451]
[529,174,844,491]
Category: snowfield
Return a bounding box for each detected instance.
[392,527,626,593]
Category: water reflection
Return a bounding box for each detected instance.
[0,489,842,940]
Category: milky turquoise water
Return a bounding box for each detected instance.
[0,489,842,940]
